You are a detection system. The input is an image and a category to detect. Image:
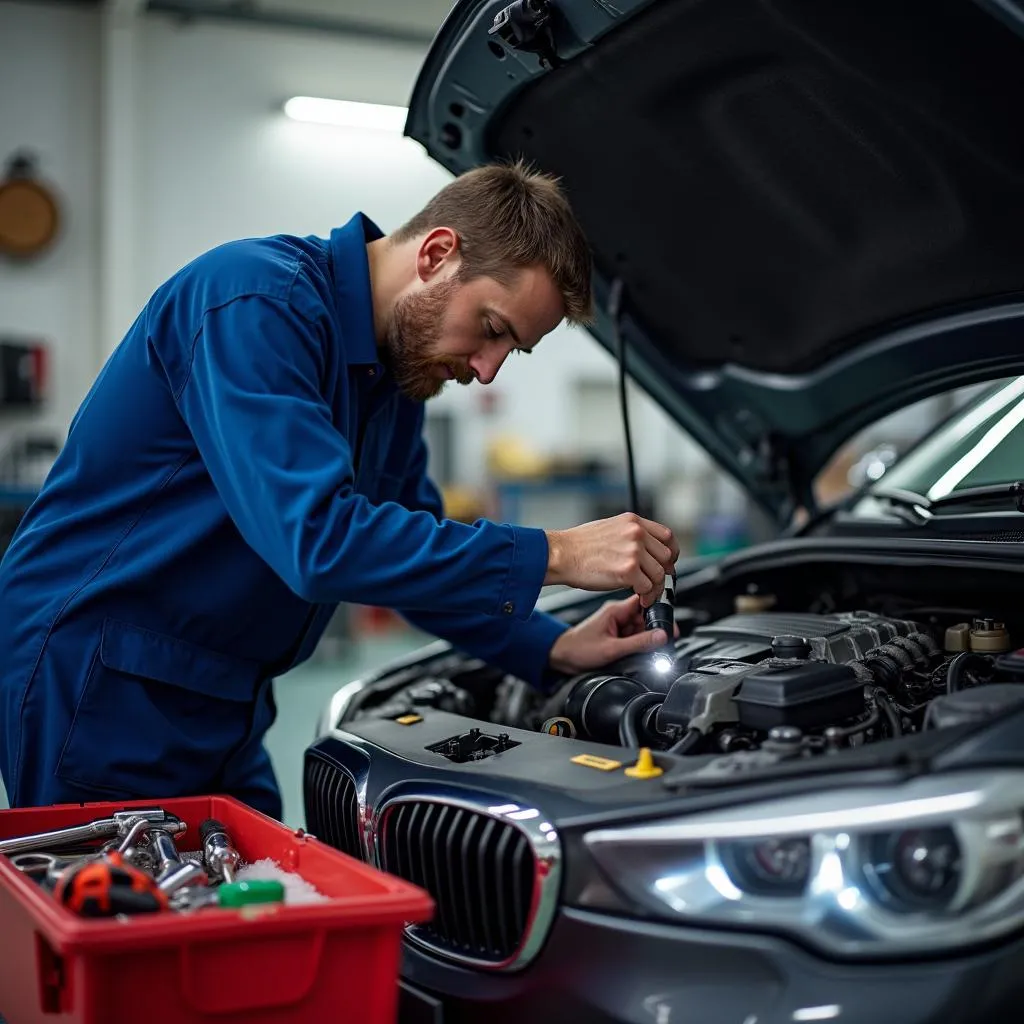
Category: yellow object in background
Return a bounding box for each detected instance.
[439,485,489,523]
[486,434,551,479]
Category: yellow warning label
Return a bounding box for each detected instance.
[395,714,423,725]
[571,754,622,771]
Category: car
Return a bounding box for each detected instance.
[304,1,1024,1021]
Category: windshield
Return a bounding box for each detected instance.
[859,376,1024,503]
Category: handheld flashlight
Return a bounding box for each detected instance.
[645,574,676,672]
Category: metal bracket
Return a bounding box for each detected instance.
[489,0,563,69]
[749,429,817,523]
[1010,480,1024,513]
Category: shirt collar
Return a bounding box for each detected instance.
[329,212,385,366]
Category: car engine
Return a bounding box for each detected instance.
[355,605,1021,761]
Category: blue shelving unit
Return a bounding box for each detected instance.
[494,475,630,527]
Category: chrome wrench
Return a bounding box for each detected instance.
[149,828,208,894]
[199,819,241,884]
[0,808,184,857]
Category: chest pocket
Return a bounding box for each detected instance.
[56,618,263,799]
[353,403,413,504]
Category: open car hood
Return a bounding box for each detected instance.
[406,0,1024,523]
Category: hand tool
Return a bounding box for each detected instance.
[644,573,675,639]
[169,878,285,912]
[10,850,102,887]
[53,851,168,917]
[199,818,241,883]
[0,808,183,856]
[644,574,677,672]
[149,827,208,894]
[114,816,153,855]
[11,821,165,888]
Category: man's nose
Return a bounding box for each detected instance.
[468,345,509,385]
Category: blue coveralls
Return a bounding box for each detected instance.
[0,213,568,819]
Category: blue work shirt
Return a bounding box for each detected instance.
[0,212,567,818]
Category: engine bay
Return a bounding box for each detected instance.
[526,607,1021,761]
[308,551,1024,982]
[347,559,1024,765]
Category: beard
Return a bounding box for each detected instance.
[383,277,475,402]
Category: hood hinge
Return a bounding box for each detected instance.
[752,432,815,524]
[489,0,563,69]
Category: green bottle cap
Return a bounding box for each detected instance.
[217,880,285,908]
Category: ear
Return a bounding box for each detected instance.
[415,227,460,283]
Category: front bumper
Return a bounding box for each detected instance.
[399,906,1024,1024]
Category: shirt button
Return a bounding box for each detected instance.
[367,367,377,378]
[503,601,514,614]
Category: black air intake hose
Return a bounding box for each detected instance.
[618,692,663,748]
[565,674,647,745]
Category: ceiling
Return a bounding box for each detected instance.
[146,0,455,43]
[32,0,458,45]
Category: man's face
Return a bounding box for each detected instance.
[384,259,565,403]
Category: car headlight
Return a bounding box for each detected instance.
[582,770,1024,957]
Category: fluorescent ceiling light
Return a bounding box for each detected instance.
[283,96,407,132]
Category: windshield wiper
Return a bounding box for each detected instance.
[929,481,1024,513]
[872,482,1024,519]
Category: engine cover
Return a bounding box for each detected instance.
[683,610,926,667]
[557,609,932,750]
[733,661,864,731]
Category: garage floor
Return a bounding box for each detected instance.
[0,631,428,823]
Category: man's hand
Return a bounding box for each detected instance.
[548,595,678,675]
[544,512,679,607]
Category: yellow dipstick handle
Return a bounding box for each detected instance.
[624,747,663,779]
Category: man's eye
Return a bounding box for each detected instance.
[485,321,504,339]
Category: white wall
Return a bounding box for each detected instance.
[131,15,451,308]
[0,1,102,446]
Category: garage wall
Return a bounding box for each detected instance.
[131,15,449,310]
[0,1,102,447]
[0,2,713,502]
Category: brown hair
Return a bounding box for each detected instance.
[392,159,593,326]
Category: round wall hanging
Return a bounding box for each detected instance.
[0,152,61,259]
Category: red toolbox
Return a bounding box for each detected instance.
[0,795,434,1024]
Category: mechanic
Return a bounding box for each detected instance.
[0,161,679,819]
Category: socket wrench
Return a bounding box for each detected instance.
[10,850,102,887]
[0,808,184,857]
[199,819,241,884]
[149,828,208,894]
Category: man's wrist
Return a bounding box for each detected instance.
[543,621,576,684]
[547,628,576,675]
[544,529,566,586]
